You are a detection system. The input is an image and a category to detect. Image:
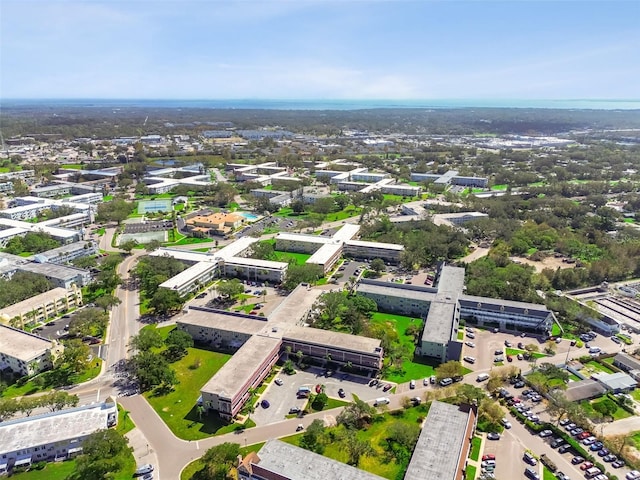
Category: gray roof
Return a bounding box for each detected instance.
[594,372,638,391]
[178,308,267,336]
[269,284,323,328]
[459,294,550,318]
[0,324,52,362]
[614,353,640,371]
[251,439,385,480]
[404,401,473,480]
[19,262,89,281]
[436,265,466,294]
[422,294,458,345]
[201,335,280,400]
[284,326,381,355]
[564,380,607,402]
[0,400,117,455]
[356,280,437,303]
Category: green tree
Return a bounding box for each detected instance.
[337,398,376,429]
[69,428,132,480]
[217,279,245,298]
[96,199,135,225]
[148,288,183,315]
[312,392,328,410]
[130,351,177,392]
[144,239,163,252]
[119,239,138,253]
[299,419,326,454]
[344,430,375,466]
[95,294,121,313]
[42,391,80,412]
[68,308,109,338]
[369,258,386,275]
[0,397,19,422]
[283,264,323,291]
[311,197,336,215]
[164,329,194,361]
[434,360,464,381]
[129,328,164,352]
[55,339,91,374]
[193,442,242,480]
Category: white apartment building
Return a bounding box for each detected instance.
[0,286,83,328]
[0,399,117,474]
[0,325,62,376]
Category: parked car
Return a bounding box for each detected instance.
[463,356,476,364]
[135,464,154,476]
[338,388,346,398]
[274,378,283,386]
[501,418,512,429]
[382,383,392,392]
[571,456,585,464]
[525,467,540,480]
[261,400,270,408]
[410,396,421,405]
[558,444,572,454]
[465,341,475,348]
[539,430,553,437]
[289,406,301,414]
[423,378,429,386]
[296,424,304,431]
[612,460,625,468]
[409,380,416,389]
[482,454,496,461]
[487,432,501,440]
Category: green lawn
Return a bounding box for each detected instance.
[282,403,430,479]
[505,348,547,359]
[470,436,482,461]
[144,345,234,440]
[583,360,614,375]
[370,312,436,383]
[491,184,508,191]
[308,396,349,413]
[543,466,556,480]
[581,397,632,421]
[116,405,136,435]
[465,465,477,480]
[324,207,362,222]
[2,359,102,398]
[166,236,212,246]
[61,164,84,169]
[272,250,311,265]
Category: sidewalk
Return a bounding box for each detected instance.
[126,427,161,478]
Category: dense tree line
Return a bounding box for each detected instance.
[0,272,53,309]
[4,232,60,255]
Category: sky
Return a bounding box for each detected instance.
[2,0,640,100]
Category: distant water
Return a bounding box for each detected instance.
[3,98,640,110]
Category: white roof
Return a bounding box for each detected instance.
[344,239,404,251]
[159,262,218,290]
[0,401,117,454]
[224,256,288,270]
[0,287,71,319]
[331,223,360,241]
[215,236,259,260]
[150,247,217,264]
[276,232,334,245]
[307,243,342,266]
[0,325,52,362]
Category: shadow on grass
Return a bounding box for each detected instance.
[183,405,246,436]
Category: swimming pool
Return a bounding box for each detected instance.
[239,212,259,221]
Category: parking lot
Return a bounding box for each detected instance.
[251,366,392,426]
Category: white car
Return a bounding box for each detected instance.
[465,341,475,348]
[135,464,154,476]
[463,356,476,364]
[539,429,553,437]
[501,418,512,429]
[274,378,283,386]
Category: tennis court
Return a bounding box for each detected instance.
[138,199,172,214]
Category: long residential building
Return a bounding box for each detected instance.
[0,399,118,475]
[31,241,97,265]
[0,324,62,376]
[0,286,82,328]
[356,264,555,362]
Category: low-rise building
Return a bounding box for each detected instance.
[238,439,385,480]
[159,261,219,297]
[593,372,638,394]
[19,263,92,289]
[200,335,281,420]
[31,241,97,265]
[0,324,62,376]
[0,399,117,474]
[404,401,477,480]
[0,286,82,328]
[185,213,245,236]
[343,240,404,263]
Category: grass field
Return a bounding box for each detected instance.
[505,348,547,359]
[543,466,556,480]
[282,403,430,479]
[144,344,235,440]
[465,465,477,480]
[2,359,103,398]
[370,312,436,383]
[272,250,311,265]
[470,436,482,461]
[581,397,632,421]
[116,405,136,435]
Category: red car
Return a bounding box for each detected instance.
[580,462,594,471]
[315,384,322,394]
[382,384,392,392]
[577,432,591,440]
[482,454,496,461]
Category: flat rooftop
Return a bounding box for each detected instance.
[459,294,550,317]
[215,236,258,260]
[356,280,437,303]
[20,262,88,280]
[159,261,217,290]
[252,439,385,480]
[422,294,458,345]
[0,325,52,362]
[0,401,117,454]
[269,284,323,327]
[436,265,466,294]
[307,243,341,265]
[0,287,71,319]
[284,325,381,355]
[404,401,472,480]
[150,247,217,264]
[224,256,288,271]
[344,239,404,251]
[201,335,281,400]
[330,223,360,241]
[178,308,266,336]
[276,232,333,245]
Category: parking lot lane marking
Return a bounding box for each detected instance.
[96,389,100,402]
[196,441,199,450]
